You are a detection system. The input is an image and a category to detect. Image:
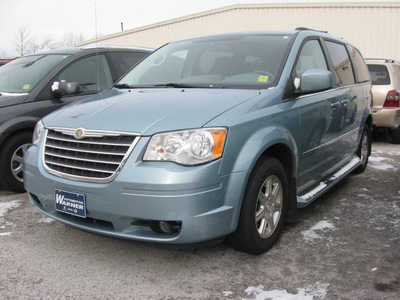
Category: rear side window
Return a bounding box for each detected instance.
[107,51,149,80]
[348,46,370,83]
[325,41,355,86]
[367,64,390,85]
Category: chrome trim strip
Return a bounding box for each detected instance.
[45,144,126,156]
[303,127,359,156]
[45,160,115,175]
[44,152,121,165]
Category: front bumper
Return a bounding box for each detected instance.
[373,107,400,129]
[23,140,248,244]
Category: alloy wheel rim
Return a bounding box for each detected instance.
[360,131,368,165]
[11,143,30,183]
[255,175,283,238]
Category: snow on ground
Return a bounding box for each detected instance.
[0,200,22,236]
[239,282,329,300]
[38,216,55,223]
[301,220,336,243]
[368,149,400,171]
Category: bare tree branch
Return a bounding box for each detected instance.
[29,35,57,53]
[60,31,86,48]
[14,27,31,56]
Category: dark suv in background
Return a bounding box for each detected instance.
[0,47,151,192]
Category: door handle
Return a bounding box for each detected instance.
[330,102,340,109]
[341,99,349,105]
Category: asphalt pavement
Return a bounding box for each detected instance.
[0,132,399,299]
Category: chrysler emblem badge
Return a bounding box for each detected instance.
[74,128,84,139]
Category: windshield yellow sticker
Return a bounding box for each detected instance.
[257,75,269,83]
[22,84,31,90]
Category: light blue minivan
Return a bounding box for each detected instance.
[24,29,373,254]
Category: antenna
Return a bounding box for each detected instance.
[94,2,99,45]
[94,2,100,92]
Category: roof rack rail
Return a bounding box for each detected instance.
[365,58,400,64]
[80,43,155,51]
[295,27,328,33]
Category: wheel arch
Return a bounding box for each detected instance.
[225,126,299,231]
[257,143,298,223]
[0,117,37,148]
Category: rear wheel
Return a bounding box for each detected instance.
[0,132,32,192]
[354,125,371,174]
[389,125,400,144]
[229,157,288,254]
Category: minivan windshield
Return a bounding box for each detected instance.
[0,54,69,93]
[117,34,294,89]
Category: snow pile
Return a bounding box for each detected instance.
[242,282,329,299]
[0,200,22,236]
[38,216,55,224]
[368,151,399,171]
[301,220,335,242]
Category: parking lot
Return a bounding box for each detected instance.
[0,133,399,299]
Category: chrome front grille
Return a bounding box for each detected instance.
[43,127,140,182]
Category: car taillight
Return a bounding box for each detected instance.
[383,90,400,107]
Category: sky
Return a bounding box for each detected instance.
[0,0,397,57]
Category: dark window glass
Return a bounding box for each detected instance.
[367,64,390,85]
[108,52,149,79]
[348,46,370,83]
[58,54,113,94]
[0,54,69,93]
[325,41,355,86]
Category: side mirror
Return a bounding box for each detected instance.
[51,81,80,98]
[299,69,333,94]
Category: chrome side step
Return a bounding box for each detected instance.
[297,156,361,208]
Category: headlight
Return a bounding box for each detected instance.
[143,128,227,165]
[32,120,44,146]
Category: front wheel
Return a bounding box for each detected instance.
[229,157,288,254]
[354,125,371,174]
[0,132,32,192]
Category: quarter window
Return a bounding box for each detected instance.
[348,46,370,83]
[393,65,400,84]
[295,39,328,77]
[325,41,355,86]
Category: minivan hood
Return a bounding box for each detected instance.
[0,93,29,108]
[43,88,262,135]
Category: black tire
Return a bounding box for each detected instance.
[354,125,371,174]
[0,132,32,192]
[229,156,288,254]
[389,126,400,144]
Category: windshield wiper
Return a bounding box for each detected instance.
[114,83,134,89]
[154,83,196,88]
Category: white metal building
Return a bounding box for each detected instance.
[77,2,400,61]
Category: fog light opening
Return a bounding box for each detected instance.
[150,221,181,235]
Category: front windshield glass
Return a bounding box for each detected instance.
[0,54,69,93]
[118,34,294,89]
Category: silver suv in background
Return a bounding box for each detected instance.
[366,59,400,143]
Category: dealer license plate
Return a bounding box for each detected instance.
[55,189,86,218]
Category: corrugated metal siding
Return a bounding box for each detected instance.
[78,2,400,61]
